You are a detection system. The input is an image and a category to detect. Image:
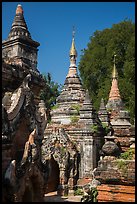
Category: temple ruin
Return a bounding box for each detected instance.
[2,4,135,202]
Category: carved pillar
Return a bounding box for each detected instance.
[57,167,68,196]
[82,137,94,178]
[68,163,74,195]
[59,167,66,185]
[68,151,78,195]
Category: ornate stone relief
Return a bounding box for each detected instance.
[2,74,47,201]
[41,128,79,190]
[2,74,47,139]
[3,129,45,202]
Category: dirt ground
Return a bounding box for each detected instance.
[44,191,82,202]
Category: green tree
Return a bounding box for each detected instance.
[78,20,135,123]
[40,72,62,121]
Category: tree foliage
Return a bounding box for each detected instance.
[40,72,62,121]
[78,20,135,123]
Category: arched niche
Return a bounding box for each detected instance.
[41,129,79,195]
[45,155,60,193]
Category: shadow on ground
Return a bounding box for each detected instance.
[44,195,73,202]
[44,191,82,202]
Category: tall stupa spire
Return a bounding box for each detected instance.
[112,54,118,79]
[106,54,123,111]
[69,26,77,58]
[67,27,78,77]
[2,4,40,70]
[8,4,31,40]
[50,27,85,125]
[108,54,121,100]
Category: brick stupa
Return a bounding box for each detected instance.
[106,55,124,118]
[50,33,85,124]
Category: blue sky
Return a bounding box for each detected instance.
[2,2,135,85]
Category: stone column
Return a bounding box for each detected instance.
[57,167,68,196]
[82,137,94,178]
[68,156,75,195]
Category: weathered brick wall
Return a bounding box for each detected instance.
[97,184,135,202]
[95,159,135,185]
[114,127,134,152]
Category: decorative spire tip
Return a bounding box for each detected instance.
[16,4,23,15]
[114,54,116,64]
[72,26,75,40]
[69,26,77,57]
[112,53,118,78]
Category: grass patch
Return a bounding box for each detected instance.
[119,148,135,160]
[102,122,111,134]
[90,124,99,133]
[51,104,59,110]
[71,104,81,114]
[74,188,83,196]
[70,115,79,123]
[115,159,128,176]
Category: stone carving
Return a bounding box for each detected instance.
[22,73,31,89]
[42,129,78,163]
[5,160,16,187]
[21,129,38,165]
[3,160,16,202]
[2,104,11,142]
[41,128,79,193]
[35,100,47,139]
[2,92,12,109]
[2,74,47,201]
[3,74,31,121]
[3,129,45,202]
[7,88,24,121]
[2,73,47,140]
[101,140,119,157]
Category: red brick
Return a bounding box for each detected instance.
[97,184,135,202]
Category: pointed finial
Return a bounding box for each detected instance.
[72,26,75,39]
[114,53,116,64]
[16,4,23,15]
[70,26,77,57]
[112,53,118,78]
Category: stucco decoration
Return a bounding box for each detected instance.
[41,128,79,189]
